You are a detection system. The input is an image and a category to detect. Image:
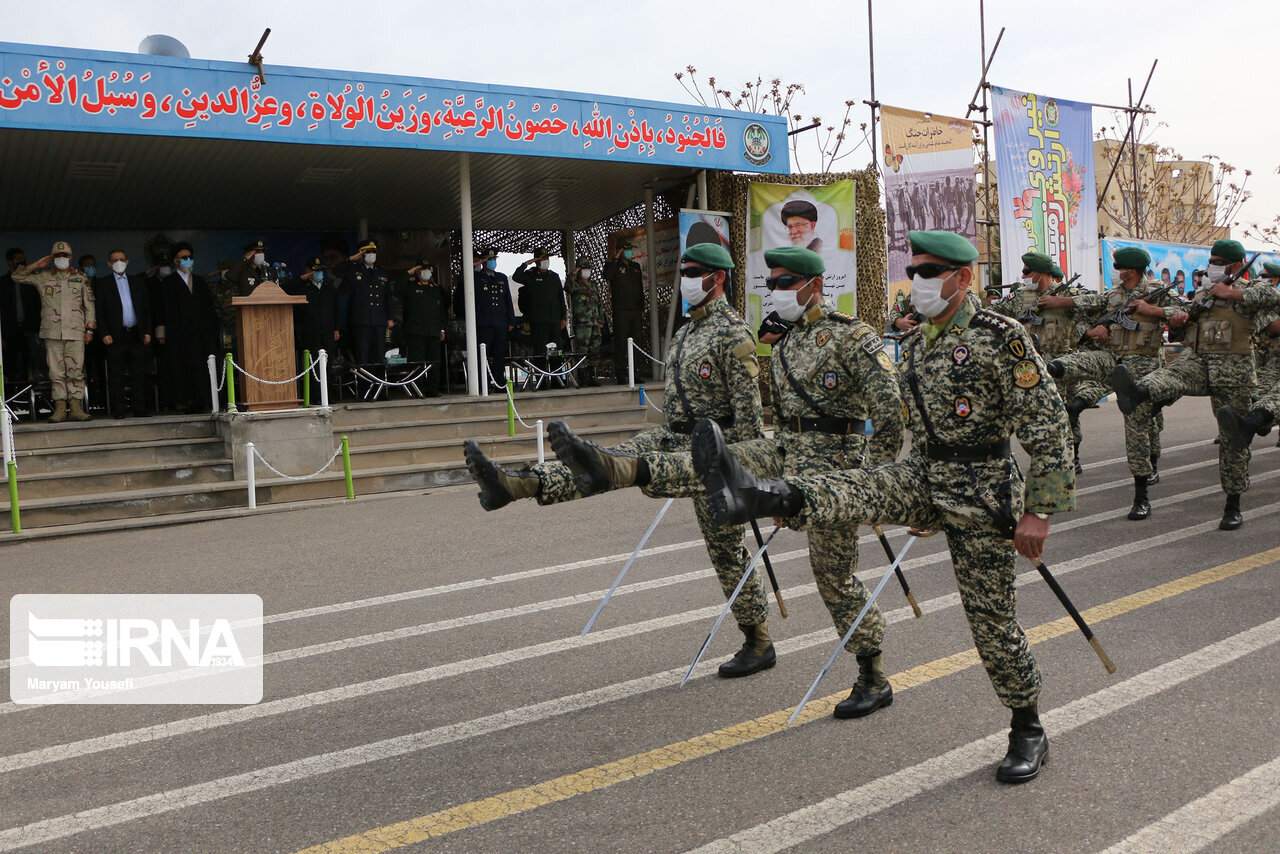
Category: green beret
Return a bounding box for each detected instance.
[1211,239,1246,262]
[763,246,824,276]
[1050,264,1065,278]
[908,230,978,264]
[681,242,734,270]
[984,284,1003,295]
[1112,246,1151,270]
[1021,251,1055,274]
[1262,261,1280,278]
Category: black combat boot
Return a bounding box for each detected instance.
[1046,359,1066,379]
[547,420,639,496]
[833,652,893,719]
[1111,365,1149,416]
[1219,493,1243,531]
[1146,453,1160,485]
[463,439,540,511]
[1128,476,1150,521]
[996,704,1049,784]
[718,621,777,678]
[692,419,801,525]
[1216,405,1274,451]
[1072,442,1083,475]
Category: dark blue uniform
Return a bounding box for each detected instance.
[455,267,516,388]
[340,260,393,365]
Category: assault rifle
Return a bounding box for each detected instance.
[1167,252,1261,343]
[1086,280,1182,340]
[1017,273,1082,326]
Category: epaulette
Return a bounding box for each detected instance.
[828,311,856,324]
[971,309,1021,334]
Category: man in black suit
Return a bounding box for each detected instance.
[154,242,218,412]
[94,249,153,417]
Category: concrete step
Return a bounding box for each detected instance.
[13,437,227,475]
[338,404,655,448]
[4,459,234,501]
[347,422,653,470]
[10,414,218,451]
[329,385,659,427]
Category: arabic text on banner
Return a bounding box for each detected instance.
[991,85,1100,290]
[880,105,976,317]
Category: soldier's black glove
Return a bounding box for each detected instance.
[757,311,794,340]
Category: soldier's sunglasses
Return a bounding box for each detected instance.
[1020,268,1033,276]
[903,262,960,280]
[764,274,811,291]
[680,266,713,278]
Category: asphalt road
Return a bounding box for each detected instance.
[1,396,1279,853]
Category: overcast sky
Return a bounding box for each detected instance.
[5,0,1275,243]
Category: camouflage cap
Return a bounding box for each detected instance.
[780,199,818,223]
[1021,251,1055,274]
[1210,239,1246,263]
[1262,261,1280,279]
[763,246,824,276]
[51,240,71,255]
[1112,246,1151,270]
[908,230,978,264]
[574,257,594,269]
[680,242,733,270]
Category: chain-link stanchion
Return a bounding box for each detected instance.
[627,337,666,388]
[206,355,220,415]
[224,353,237,413]
[318,350,329,408]
[479,343,489,397]
[494,377,546,464]
[1,403,19,533]
[244,440,350,510]
[302,350,311,407]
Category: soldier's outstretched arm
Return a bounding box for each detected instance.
[1002,325,1076,517]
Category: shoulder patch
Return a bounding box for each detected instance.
[1007,337,1027,359]
[1012,359,1042,388]
[859,335,884,356]
[731,339,759,378]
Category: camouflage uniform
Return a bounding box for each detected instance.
[1055,278,1180,477]
[565,270,605,368]
[643,303,906,654]
[989,283,1103,447]
[886,292,917,332]
[1251,309,1280,396]
[1128,285,1265,495]
[529,295,769,626]
[765,299,1075,709]
[13,264,96,401]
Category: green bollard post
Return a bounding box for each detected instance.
[6,460,18,534]
[507,381,516,437]
[224,353,237,413]
[341,435,354,500]
[302,350,312,407]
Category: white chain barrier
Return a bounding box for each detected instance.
[244,441,345,510]
[228,356,312,386]
[627,337,665,388]
[485,362,547,465]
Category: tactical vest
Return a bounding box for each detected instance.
[1185,301,1254,355]
[1105,288,1163,356]
[1031,307,1075,354]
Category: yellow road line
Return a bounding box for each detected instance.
[294,547,1280,853]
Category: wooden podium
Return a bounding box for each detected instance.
[231,281,307,411]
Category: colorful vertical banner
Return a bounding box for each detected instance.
[678,210,733,310]
[991,85,1100,289]
[745,180,856,351]
[1100,238,1280,292]
[881,105,977,314]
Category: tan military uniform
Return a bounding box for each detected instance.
[12,265,96,401]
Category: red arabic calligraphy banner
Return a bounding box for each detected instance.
[0,42,788,172]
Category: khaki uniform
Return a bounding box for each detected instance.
[13,265,96,400]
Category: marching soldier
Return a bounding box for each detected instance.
[689,230,1074,784]
[1250,262,1280,398]
[989,251,1102,470]
[1113,239,1266,530]
[13,241,97,422]
[566,257,606,385]
[551,246,907,716]
[462,242,776,679]
[1047,246,1181,519]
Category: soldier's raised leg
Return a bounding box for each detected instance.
[1212,384,1253,530]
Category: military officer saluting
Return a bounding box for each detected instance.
[453,246,516,391]
[566,257,606,385]
[340,241,394,366]
[462,242,776,679]
[226,238,273,297]
[691,230,1074,784]
[13,241,97,422]
[513,247,567,359]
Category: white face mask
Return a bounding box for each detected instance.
[1020,275,1037,290]
[53,257,70,270]
[364,253,377,265]
[579,269,591,280]
[159,266,173,277]
[1205,264,1227,284]
[771,281,813,322]
[681,274,712,307]
[537,260,549,271]
[111,260,127,275]
[252,253,265,266]
[911,271,957,318]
